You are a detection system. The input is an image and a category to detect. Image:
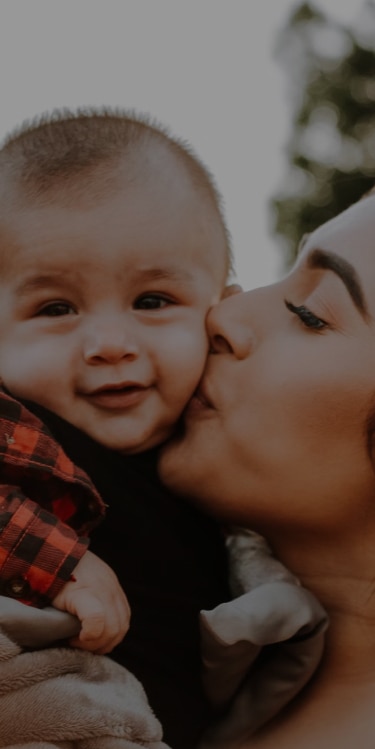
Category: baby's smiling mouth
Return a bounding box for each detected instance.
[85,382,149,409]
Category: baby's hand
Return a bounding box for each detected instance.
[52,550,131,654]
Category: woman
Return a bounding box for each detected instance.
[159,187,375,748]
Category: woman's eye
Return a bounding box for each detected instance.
[134,294,172,310]
[284,300,328,331]
[37,302,76,317]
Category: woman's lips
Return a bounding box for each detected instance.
[86,384,149,410]
[186,385,215,415]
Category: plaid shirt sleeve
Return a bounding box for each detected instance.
[0,487,89,606]
[0,390,105,607]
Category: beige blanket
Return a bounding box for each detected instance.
[0,600,170,749]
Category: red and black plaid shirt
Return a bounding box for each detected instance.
[0,390,106,606]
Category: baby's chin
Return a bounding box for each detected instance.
[114,424,177,455]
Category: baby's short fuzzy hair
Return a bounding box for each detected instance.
[0,107,233,274]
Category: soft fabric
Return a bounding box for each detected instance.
[0,598,170,749]
[199,528,329,747]
[0,596,80,648]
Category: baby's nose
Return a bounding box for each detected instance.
[83,319,139,364]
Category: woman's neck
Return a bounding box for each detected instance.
[267,529,375,680]
[238,524,375,747]
[239,597,375,749]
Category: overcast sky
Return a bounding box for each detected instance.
[0,0,365,289]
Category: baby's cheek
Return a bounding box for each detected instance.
[0,345,50,400]
[182,332,208,380]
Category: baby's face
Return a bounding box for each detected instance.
[0,162,227,452]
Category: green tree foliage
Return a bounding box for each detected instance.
[272,1,375,268]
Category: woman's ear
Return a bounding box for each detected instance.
[221,283,242,300]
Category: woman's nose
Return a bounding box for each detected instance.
[83,318,139,364]
[206,292,254,360]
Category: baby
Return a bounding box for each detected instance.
[0,107,232,748]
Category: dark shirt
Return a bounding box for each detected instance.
[22,401,230,749]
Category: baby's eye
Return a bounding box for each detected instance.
[36,302,76,317]
[284,300,328,331]
[134,294,173,310]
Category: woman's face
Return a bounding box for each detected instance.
[159,195,375,536]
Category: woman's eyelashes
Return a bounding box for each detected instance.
[284,300,329,331]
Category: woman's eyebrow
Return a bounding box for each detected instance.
[307,248,370,321]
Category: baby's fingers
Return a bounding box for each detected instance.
[72,592,130,652]
[73,592,106,645]
[89,597,131,654]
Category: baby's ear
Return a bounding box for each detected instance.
[221,283,243,300]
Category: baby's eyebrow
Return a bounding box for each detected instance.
[136,267,195,283]
[14,267,195,296]
[14,272,79,295]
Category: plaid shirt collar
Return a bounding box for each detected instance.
[0,388,105,519]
